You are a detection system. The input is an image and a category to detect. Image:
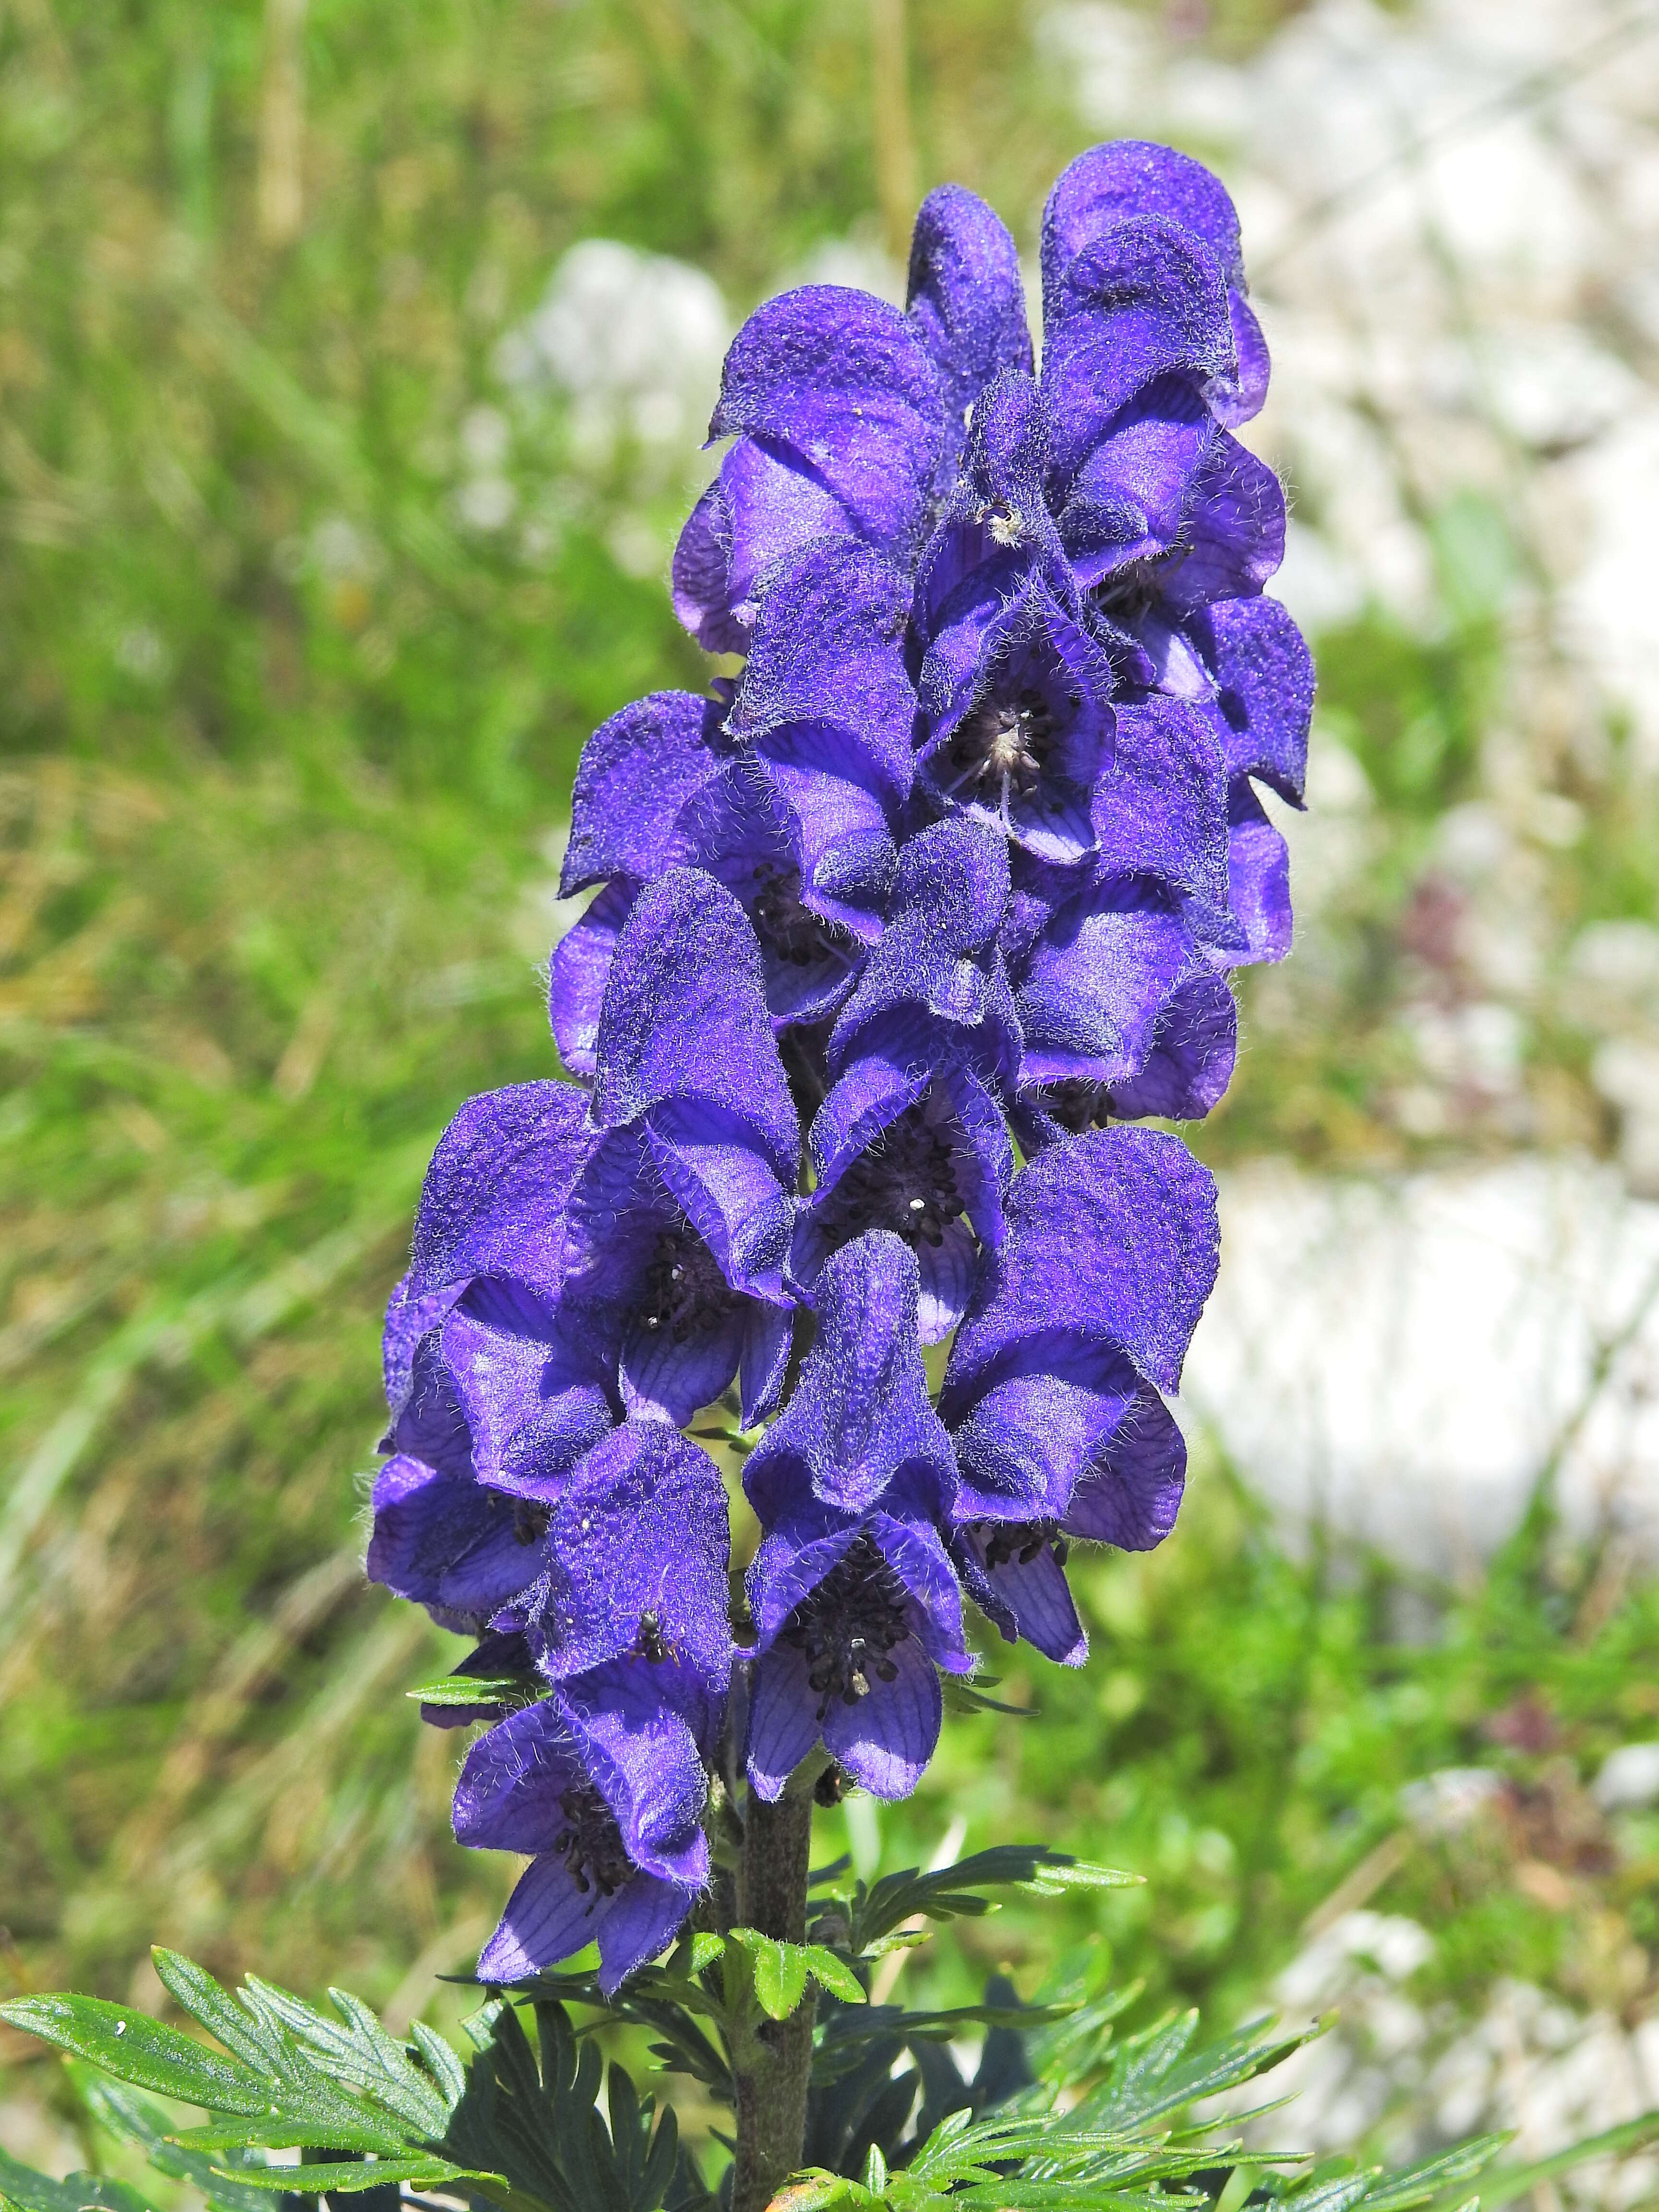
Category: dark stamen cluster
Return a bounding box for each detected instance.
[1041,1078,1113,1135]
[814,1101,966,1253]
[553,1781,636,1898]
[977,1518,1070,1571]
[639,1226,739,1342]
[749,862,842,972]
[512,1498,551,1547]
[1092,547,1183,627]
[947,684,1058,808]
[781,1532,912,1721]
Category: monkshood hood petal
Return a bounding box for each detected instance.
[828,817,1020,1085]
[559,690,732,898]
[366,1452,546,1630]
[1013,966,1237,1148]
[382,1270,462,1429]
[905,184,1034,451]
[917,574,1115,866]
[557,1123,793,1429]
[526,1419,733,1751]
[456,1696,707,1995]
[794,1047,1011,1345]
[942,1124,1219,1405]
[1187,593,1313,805]
[745,1506,972,1803]
[744,1231,956,1526]
[1053,372,1217,591]
[726,540,918,937]
[551,764,866,1069]
[1011,883,1217,1091]
[1040,215,1236,495]
[588,866,800,1188]
[1041,139,1268,428]
[673,286,948,646]
[439,1276,617,1491]
[1092,694,1231,924]
[950,1375,1188,1660]
[1223,777,1293,967]
[409,1081,595,1302]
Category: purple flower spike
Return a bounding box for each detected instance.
[745,1231,956,1524]
[745,1509,973,1803]
[906,185,1034,443]
[371,138,1304,1866]
[457,1698,707,1994]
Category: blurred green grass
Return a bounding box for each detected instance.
[5,0,1659,2144]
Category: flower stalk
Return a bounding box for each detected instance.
[732,1783,820,2212]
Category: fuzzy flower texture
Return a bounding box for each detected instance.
[368,143,1311,1996]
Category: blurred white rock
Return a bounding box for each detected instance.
[1593,1741,1659,1812]
[1183,1155,1659,1570]
[496,238,730,476]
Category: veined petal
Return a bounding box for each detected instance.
[821,1635,942,1800]
[476,1853,601,1985]
[745,1644,823,1803]
[1064,1385,1187,1550]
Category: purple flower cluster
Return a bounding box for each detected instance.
[367,142,1309,1995]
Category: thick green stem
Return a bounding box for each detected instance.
[731,1785,817,2212]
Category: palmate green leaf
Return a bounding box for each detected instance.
[1348,2134,1510,2212]
[0,2144,154,2212]
[0,1996,282,2118]
[847,1848,1138,1954]
[204,2155,480,2191]
[708,1931,868,2019]
[72,2071,278,2212]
